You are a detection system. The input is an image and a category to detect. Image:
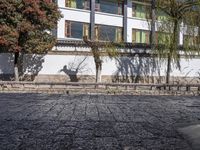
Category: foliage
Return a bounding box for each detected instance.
[156,0,200,56]
[0,0,62,53]
[154,0,200,83]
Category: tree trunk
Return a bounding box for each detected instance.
[14,52,19,81]
[18,52,24,78]
[166,54,171,84]
[150,0,156,48]
[166,19,179,84]
[95,62,102,83]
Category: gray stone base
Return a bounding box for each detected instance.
[1,73,199,84]
[34,75,96,83]
[33,74,200,84]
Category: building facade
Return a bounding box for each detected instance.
[56,0,185,44]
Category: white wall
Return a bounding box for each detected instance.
[37,55,95,75]
[95,12,123,27]
[23,54,200,77]
[0,53,200,81]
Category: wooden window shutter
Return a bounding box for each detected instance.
[132,29,136,43]
[146,31,149,44]
[65,21,71,37]
[95,26,99,41]
[83,24,89,38]
[84,0,90,10]
[65,0,70,7]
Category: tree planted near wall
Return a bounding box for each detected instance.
[83,36,120,83]
[0,0,62,81]
[155,0,200,84]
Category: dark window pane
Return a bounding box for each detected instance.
[71,22,83,38]
[96,0,123,15]
[96,25,122,42]
[76,0,84,9]
[101,1,118,14]
[65,21,89,39]
[65,0,90,10]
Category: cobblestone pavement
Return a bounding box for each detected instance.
[0,93,200,150]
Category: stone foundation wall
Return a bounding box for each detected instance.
[32,74,200,84]
[34,75,96,83]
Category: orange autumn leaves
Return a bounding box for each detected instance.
[0,0,62,53]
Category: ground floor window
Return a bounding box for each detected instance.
[95,24,123,42]
[132,29,150,44]
[65,21,89,39]
[156,32,171,45]
[183,35,198,46]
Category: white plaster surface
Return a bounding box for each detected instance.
[0,53,200,79]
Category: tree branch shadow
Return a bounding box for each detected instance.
[59,57,88,82]
[22,54,45,81]
[0,53,14,80]
[112,53,161,83]
[0,53,45,81]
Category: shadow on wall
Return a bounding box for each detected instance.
[0,53,45,81]
[112,54,161,83]
[0,53,14,80]
[22,54,45,81]
[59,57,88,82]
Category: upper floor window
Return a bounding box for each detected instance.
[132,1,151,19]
[95,0,123,15]
[132,29,150,44]
[65,0,90,10]
[65,21,89,39]
[157,9,168,21]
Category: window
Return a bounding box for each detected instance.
[132,29,150,44]
[95,0,123,15]
[157,9,168,21]
[64,21,122,42]
[65,0,90,10]
[95,25,123,42]
[183,35,198,46]
[65,21,89,39]
[132,1,151,19]
[156,32,171,45]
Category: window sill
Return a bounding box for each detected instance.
[59,7,91,13]
[63,37,84,41]
[128,16,151,21]
[95,11,123,18]
[59,7,123,18]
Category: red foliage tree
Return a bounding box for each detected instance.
[0,0,62,80]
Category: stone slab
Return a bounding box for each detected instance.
[178,124,200,150]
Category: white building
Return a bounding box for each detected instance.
[1,0,200,83]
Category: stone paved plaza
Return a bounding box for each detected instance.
[0,93,200,150]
